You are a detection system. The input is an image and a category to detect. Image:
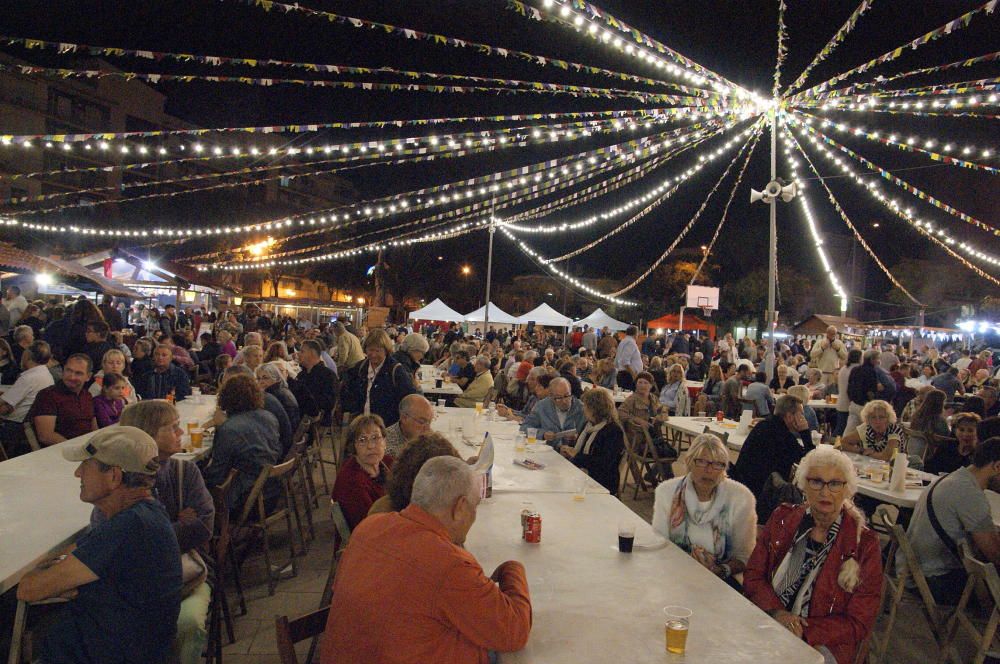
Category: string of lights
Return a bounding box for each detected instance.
[783,0,875,95]
[781,125,922,305]
[772,0,789,97]
[800,77,1000,104]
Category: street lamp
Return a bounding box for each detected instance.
[461,265,471,276]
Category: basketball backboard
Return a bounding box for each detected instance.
[686,285,719,315]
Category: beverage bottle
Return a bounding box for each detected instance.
[166,388,176,405]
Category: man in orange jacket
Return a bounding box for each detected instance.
[321,456,532,664]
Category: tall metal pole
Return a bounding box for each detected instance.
[484,217,496,330]
[765,107,778,383]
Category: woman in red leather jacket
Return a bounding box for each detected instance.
[744,447,882,664]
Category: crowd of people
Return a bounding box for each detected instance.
[4,290,1000,664]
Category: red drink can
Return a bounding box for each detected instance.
[524,512,542,543]
[715,410,724,423]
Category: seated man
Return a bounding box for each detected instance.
[30,353,97,446]
[903,437,1000,605]
[385,393,435,458]
[931,367,964,400]
[452,350,475,389]
[743,371,775,416]
[0,340,54,454]
[289,339,338,425]
[83,320,116,375]
[498,367,550,422]
[16,426,182,664]
[685,352,708,381]
[135,344,192,401]
[320,456,531,664]
[454,355,494,408]
[519,377,586,448]
[730,394,813,519]
[10,323,34,370]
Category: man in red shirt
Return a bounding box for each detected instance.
[322,456,531,664]
[30,353,97,445]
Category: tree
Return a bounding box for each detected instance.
[886,258,994,325]
[723,265,819,331]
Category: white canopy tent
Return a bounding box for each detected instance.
[407,298,464,321]
[572,307,630,331]
[464,302,518,325]
[515,302,573,327]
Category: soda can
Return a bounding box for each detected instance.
[520,509,532,540]
[525,512,542,544]
[715,410,724,423]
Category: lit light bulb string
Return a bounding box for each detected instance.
[0,112,707,183]
[782,0,875,96]
[689,130,764,284]
[199,122,743,269]
[789,0,1000,102]
[788,114,1000,238]
[781,125,922,305]
[188,126,713,265]
[3,121,716,239]
[2,114,710,207]
[801,92,1000,113]
[792,111,997,174]
[772,0,789,97]
[521,0,746,93]
[542,126,760,263]
[0,106,728,145]
[3,64,728,107]
[495,123,739,233]
[812,105,1000,121]
[0,35,726,98]
[788,124,1000,285]
[797,77,1000,104]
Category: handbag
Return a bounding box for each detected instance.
[176,459,209,597]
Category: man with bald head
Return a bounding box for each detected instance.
[384,394,436,457]
[810,325,848,386]
[519,376,586,448]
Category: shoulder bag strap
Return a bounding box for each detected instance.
[925,479,960,560]
[175,457,184,512]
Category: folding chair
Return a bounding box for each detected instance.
[621,422,672,500]
[482,387,498,408]
[891,521,963,663]
[206,470,239,661]
[310,410,335,494]
[231,460,301,597]
[937,543,1000,664]
[7,596,69,664]
[285,436,317,546]
[868,504,901,664]
[276,607,331,664]
[304,502,353,664]
[22,421,41,452]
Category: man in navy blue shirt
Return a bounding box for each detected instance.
[17,426,182,663]
[136,343,191,401]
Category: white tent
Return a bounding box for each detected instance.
[463,302,518,325]
[514,302,573,327]
[572,307,630,331]
[407,298,464,321]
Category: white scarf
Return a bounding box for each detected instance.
[573,421,607,455]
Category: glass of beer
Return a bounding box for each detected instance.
[475,402,484,415]
[190,428,204,449]
[663,606,692,654]
[187,421,198,434]
[526,428,538,447]
[514,433,526,452]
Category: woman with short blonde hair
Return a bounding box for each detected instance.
[840,399,904,461]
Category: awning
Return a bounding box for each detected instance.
[515,302,572,326]
[407,298,464,322]
[464,302,517,324]
[646,313,716,336]
[102,248,236,293]
[572,307,630,331]
[0,244,142,298]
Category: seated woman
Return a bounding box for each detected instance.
[88,348,139,405]
[907,388,950,462]
[202,374,280,516]
[840,399,904,462]
[769,364,796,393]
[701,363,725,408]
[652,434,756,589]
[787,385,820,434]
[744,446,882,664]
[590,357,617,391]
[658,363,691,416]
[648,356,667,392]
[802,369,825,400]
[618,371,669,432]
[557,358,583,398]
[558,387,625,495]
[503,361,532,412]
[331,414,394,529]
[925,412,980,475]
[256,361,301,435]
[264,341,300,378]
[368,432,460,515]
[113,401,214,664]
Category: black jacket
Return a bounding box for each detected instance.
[290,362,339,425]
[731,415,813,508]
[341,356,416,427]
[847,363,879,406]
[571,423,625,495]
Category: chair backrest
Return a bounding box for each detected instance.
[22,421,41,451]
[233,464,274,531]
[870,503,900,561]
[892,522,948,624]
[330,500,352,554]
[482,387,497,407]
[292,414,314,447]
[701,425,729,446]
[275,607,331,664]
[493,371,508,399]
[209,469,239,567]
[960,541,1000,602]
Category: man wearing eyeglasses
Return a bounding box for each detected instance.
[384,394,436,458]
[730,394,814,517]
[519,377,586,449]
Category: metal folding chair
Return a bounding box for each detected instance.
[937,543,1000,664]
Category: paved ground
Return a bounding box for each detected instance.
[220,457,986,664]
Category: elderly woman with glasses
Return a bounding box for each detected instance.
[331,413,394,529]
[744,447,882,664]
[652,434,756,587]
[255,361,300,435]
[840,399,904,462]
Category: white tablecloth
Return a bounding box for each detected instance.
[664,417,749,452]
[466,492,823,663]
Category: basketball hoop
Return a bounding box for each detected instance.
[701,307,713,318]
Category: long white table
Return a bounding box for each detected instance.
[433,408,608,495]
[0,396,217,594]
[664,416,749,453]
[466,492,823,663]
[580,380,631,403]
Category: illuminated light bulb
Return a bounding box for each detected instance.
[213,146,223,155]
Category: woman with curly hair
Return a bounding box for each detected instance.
[367,432,461,516]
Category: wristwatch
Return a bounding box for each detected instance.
[717,563,733,578]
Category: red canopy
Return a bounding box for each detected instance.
[646,313,716,337]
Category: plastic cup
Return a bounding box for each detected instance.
[437,399,446,413]
[187,422,198,434]
[869,468,886,483]
[475,403,484,415]
[617,520,635,553]
[572,478,587,502]
[697,411,706,417]
[515,433,526,452]
[663,606,692,654]
[190,429,204,449]
[526,428,538,446]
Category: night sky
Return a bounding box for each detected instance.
[3,0,999,318]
